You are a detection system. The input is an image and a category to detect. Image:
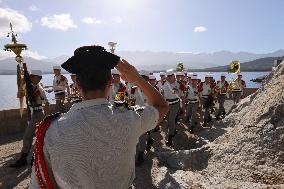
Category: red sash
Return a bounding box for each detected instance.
[34,113,60,189]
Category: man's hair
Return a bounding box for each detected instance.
[77,69,111,91]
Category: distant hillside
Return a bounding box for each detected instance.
[0,57,67,75]
[1,50,284,74]
[188,56,283,72]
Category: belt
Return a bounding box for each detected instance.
[166,98,180,105]
[232,89,242,92]
[30,106,43,112]
[188,99,199,103]
[54,90,65,95]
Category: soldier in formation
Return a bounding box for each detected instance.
[10,70,50,168]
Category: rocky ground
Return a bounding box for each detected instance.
[1,62,283,189]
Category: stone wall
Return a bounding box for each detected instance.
[0,103,72,136]
[0,88,258,136]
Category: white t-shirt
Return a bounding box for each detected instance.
[29,98,159,189]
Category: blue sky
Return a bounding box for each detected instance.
[0,0,284,58]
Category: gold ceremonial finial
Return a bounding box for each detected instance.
[3,23,29,116]
[108,42,117,53]
[4,23,28,62]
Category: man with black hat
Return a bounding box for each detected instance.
[29,45,168,189]
[10,70,50,168]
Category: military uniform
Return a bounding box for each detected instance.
[69,82,82,103]
[161,70,181,145]
[53,66,69,112]
[185,76,200,133]
[198,76,214,125]
[156,72,166,90]
[216,74,229,118]
[10,70,48,168]
[232,74,246,104]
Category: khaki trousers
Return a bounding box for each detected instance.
[166,102,180,136]
[21,111,44,154]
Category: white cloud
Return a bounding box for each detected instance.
[112,17,123,24]
[194,26,207,33]
[82,17,104,24]
[28,5,39,12]
[40,14,77,31]
[0,8,32,37]
[0,49,46,60]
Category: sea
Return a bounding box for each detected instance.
[0,72,269,110]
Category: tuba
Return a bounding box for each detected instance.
[228,60,240,74]
[176,62,184,72]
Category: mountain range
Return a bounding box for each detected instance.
[0,49,284,74]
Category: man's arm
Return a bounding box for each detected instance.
[43,102,50,117]
[116,59,169,123]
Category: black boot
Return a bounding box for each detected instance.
[166,135,174,146]
[135,152,145,166]
[216,113,221,120]
[222,110,226,117]
[30,154,34,167]
[152,126,160,132]
[203,119,207,127]
[189,126,194,134]
[208,116,212,123]
[10,153,28,168]
[146,137,154,152]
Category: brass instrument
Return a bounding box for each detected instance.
[114,92,125,101]
[176,62,184,72]
[228,60,240,74]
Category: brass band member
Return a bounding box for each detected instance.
[10,70,50,168]
[215,73,229,119]
[161,70,181,146]
[185,75,200,133]
[231,73,246,104]
[50,66,70,113]
[108,69,126,103]
[69,74,82,103]
[198,74,214,126]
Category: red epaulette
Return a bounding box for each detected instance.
[34,113,60,189]
[60,75,67,82]
[130,86,137,95]
[197,82,204,92]
[179,83,186,91]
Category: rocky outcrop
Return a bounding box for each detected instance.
[156,61,284,188]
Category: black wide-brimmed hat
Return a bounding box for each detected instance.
[61,45,120,74]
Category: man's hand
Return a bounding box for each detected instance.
[116,59,169,123]
[116,59,142,84]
